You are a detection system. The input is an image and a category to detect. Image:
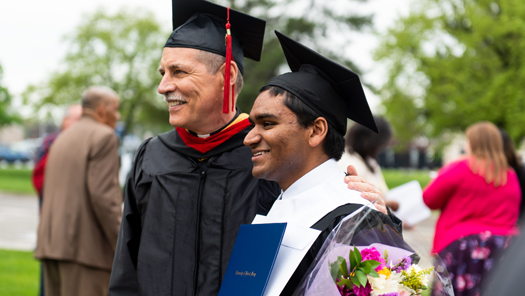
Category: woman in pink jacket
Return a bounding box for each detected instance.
[424,121,521,296]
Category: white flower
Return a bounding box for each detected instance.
[369,272,405,296]
[408,265,422,273]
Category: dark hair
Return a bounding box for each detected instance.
[499,128,522,171]
[345,116,392,172]
[259,85,345,160]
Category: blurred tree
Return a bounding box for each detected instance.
[217,0,374,112]
[376,0,525,148]
[0,63,20,126]
[23,8,169,137]
[24,1,375,136]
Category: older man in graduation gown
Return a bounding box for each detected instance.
[108,2,281,295]
[244,31,403,295]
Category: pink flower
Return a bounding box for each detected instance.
[479,231,492,242]
[471,247,490,260]
[456,275,466,291]
[353,282,372,296]
[360,247,386,271]
[465,274,475,289]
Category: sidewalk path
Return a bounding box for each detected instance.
[0,190,439,263]
[401,212,438,268]
[0,192,38,251]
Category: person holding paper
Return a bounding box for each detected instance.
[423,121,521,296]
[244,31,403,295]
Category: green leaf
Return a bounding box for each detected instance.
[353,246,362,265]
[337,278,353,289]
[369,269,379,278]
[340,259,349,277]
[349,249,357,270]
[329,257,344,281]
[362,261,371,274]
[364,260,381,270]
[350,275,361,287]
[355,270,367,286]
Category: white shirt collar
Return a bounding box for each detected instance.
[281,159,341,200]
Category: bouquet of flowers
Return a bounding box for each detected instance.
[330,245,432,296]
[293,204,453,296]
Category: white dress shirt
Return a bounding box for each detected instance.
[264,159,377,228]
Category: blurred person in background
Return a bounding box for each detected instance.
[35,86,122,296]
[32,104,82,207]
[499,128,525,222]
[31,103,82,296]
[423,121,521,296]
[337,115,398,210]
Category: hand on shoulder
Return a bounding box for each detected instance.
[344,165,387,215]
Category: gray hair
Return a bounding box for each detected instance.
[195,50,244,96]
[81,86,118,110]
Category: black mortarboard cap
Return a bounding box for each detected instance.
[165,0,266,75]
[264,31,377,134]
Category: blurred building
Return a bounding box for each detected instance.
[0,124,24,144]
[378,136,442,169]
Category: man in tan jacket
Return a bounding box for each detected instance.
[35,86,122,296]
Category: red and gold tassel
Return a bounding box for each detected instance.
[223,7,235,113]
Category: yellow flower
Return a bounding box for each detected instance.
[377,267,391,279]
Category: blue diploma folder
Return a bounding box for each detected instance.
[219,223,287,296]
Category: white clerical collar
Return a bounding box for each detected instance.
[280,159,341,200]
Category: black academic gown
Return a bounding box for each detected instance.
[108,125,280,296]
[281,205,404,295]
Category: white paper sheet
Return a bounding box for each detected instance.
[385,180,431,226]
[252,215,321,296]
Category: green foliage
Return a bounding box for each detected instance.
[0,249,39,296]
[0,167,35,195]
[217,0,374,113]
[382,169,432,189]
[401,266,433,294]
[23,8,170,136]
[329,246,380,289]
[0,64,21,126]
[376,0,525,147]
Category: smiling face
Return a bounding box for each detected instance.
[158,47,231,134]
[244,90,314,190]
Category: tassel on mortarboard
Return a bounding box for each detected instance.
[223,7,235,113]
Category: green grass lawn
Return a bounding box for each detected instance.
[0,249,39,296]
[0,167,35,195]
[0,166,434,197]
[383,169,432,189]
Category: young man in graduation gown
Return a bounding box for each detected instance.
[109,1,389,295]
[244,31,403,295]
